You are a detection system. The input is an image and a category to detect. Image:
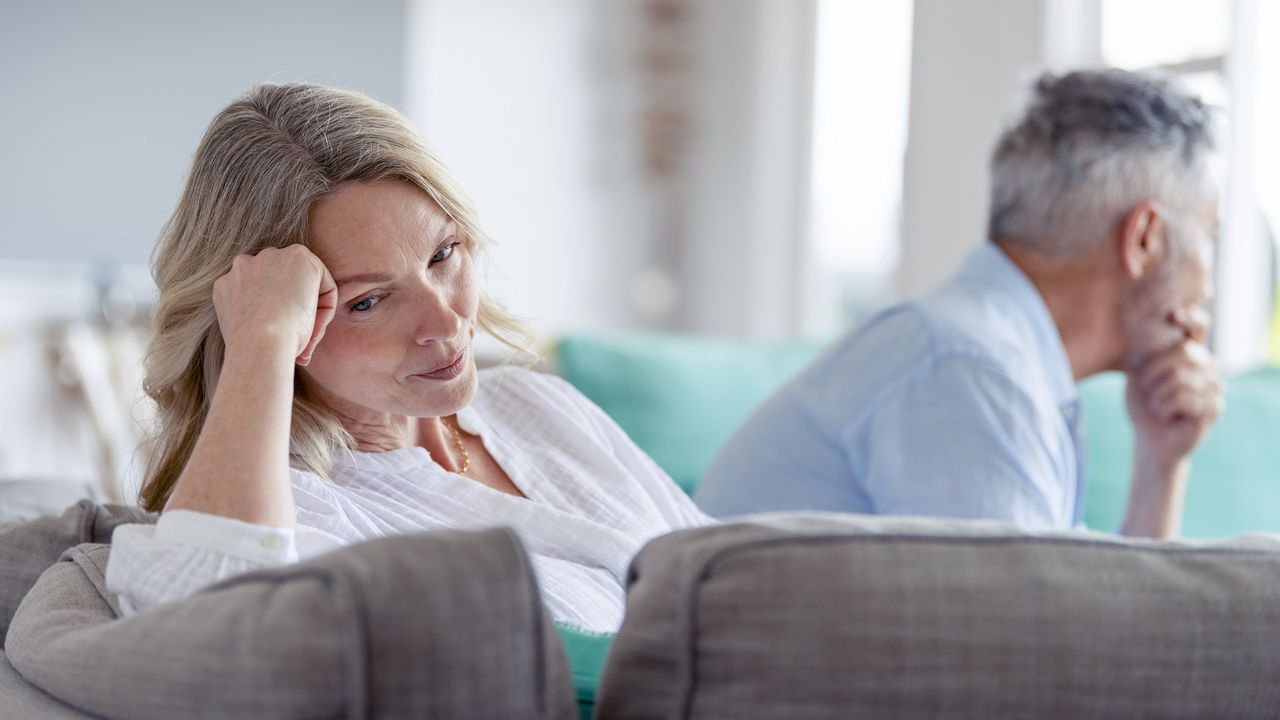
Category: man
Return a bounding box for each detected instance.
[696,69,1223,538]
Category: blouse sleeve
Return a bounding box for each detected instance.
[105,509,298,617]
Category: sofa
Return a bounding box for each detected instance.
[4,331,1280,718]
[555,331,1280,716]
[4,502,1280,719]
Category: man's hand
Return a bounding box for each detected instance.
[1120,308,1223,539]
[1125,312,1223,467]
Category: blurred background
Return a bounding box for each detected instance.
[3,0,1279,514]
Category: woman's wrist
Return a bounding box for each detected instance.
[222,325,301,366]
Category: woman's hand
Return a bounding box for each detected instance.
[212,245,337,365]
[166,244,333,525]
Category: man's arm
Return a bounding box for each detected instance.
[1122,337,1222,539]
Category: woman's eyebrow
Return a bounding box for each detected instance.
[335,272,395,288]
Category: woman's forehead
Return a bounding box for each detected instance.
[307,180,455,266]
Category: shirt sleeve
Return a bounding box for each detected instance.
[859,355,1074,528]
[105,510,298,617]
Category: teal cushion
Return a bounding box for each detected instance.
[1081,368,1280,538]
[556,624,613,720]
[556,332,827,493]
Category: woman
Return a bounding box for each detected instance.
[105,83,710,633]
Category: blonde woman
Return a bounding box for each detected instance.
[105,84,710,634]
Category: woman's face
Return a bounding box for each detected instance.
[300,179,480,422]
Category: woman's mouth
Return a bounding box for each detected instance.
[416,348,468,380]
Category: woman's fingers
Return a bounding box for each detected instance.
[214,244,335,363]
[298,259,338,366]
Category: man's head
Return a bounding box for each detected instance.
[989,69,1218,371]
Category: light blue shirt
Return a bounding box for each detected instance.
[696,243,1085,528]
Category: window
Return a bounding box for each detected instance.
[1103,0,1275,369]
[801,0,914,338]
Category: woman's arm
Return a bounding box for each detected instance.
[163,245,337,528]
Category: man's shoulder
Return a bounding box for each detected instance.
[915,279,1034,356]
[798,284,1039,403]
[831,287,1021,370]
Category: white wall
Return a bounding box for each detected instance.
[680,0,818,340]
[0,0,406,267]
[406,0,650,340]
[897,0,1044,297]
[897,0,1101,298]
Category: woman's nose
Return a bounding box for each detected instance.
[413,287,463,345]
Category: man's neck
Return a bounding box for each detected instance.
[996,240,1119,381]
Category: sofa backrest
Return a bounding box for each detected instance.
[596,514,1280,719]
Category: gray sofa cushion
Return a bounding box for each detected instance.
[0,651,92,720]
[596,513,1280,720]
[0,499,153,646]
[7,528,576,720]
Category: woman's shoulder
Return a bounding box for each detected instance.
[477,364,580,399]
[474,365,601,427]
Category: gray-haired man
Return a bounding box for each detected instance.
[697,69,1222,538]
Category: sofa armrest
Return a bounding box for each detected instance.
[0,499,153,646]
[7,528,576,720]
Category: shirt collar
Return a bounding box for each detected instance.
[957,243,1078,408]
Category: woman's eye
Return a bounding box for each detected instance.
[430,241,461,265]
[351,296,380,312]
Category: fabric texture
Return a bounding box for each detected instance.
[596,513,1280,719]
[7,528,576,720]
[107,366,710,633]
[0,651,91,720]
[0,499,152,647]
[696,244,1083,527]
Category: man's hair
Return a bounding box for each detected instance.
[988,69,1215,256]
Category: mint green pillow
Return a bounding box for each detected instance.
[556,332,827,493]
[1081,368,1280,538]
[556,624,613,720]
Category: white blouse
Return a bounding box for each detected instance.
[106,366,712,633]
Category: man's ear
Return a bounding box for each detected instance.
[1117,200,1165,280]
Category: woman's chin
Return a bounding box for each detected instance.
[406,361,479,417]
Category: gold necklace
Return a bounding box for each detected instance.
[444,415,471,475]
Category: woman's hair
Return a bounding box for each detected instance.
[139,83,532,513]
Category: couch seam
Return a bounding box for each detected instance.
[502,526,553,720]
[76,500,97,545]
[697,531,1280,557]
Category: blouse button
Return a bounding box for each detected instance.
[261,535,284,551]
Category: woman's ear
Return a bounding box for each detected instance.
[1117,200,1165,280]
